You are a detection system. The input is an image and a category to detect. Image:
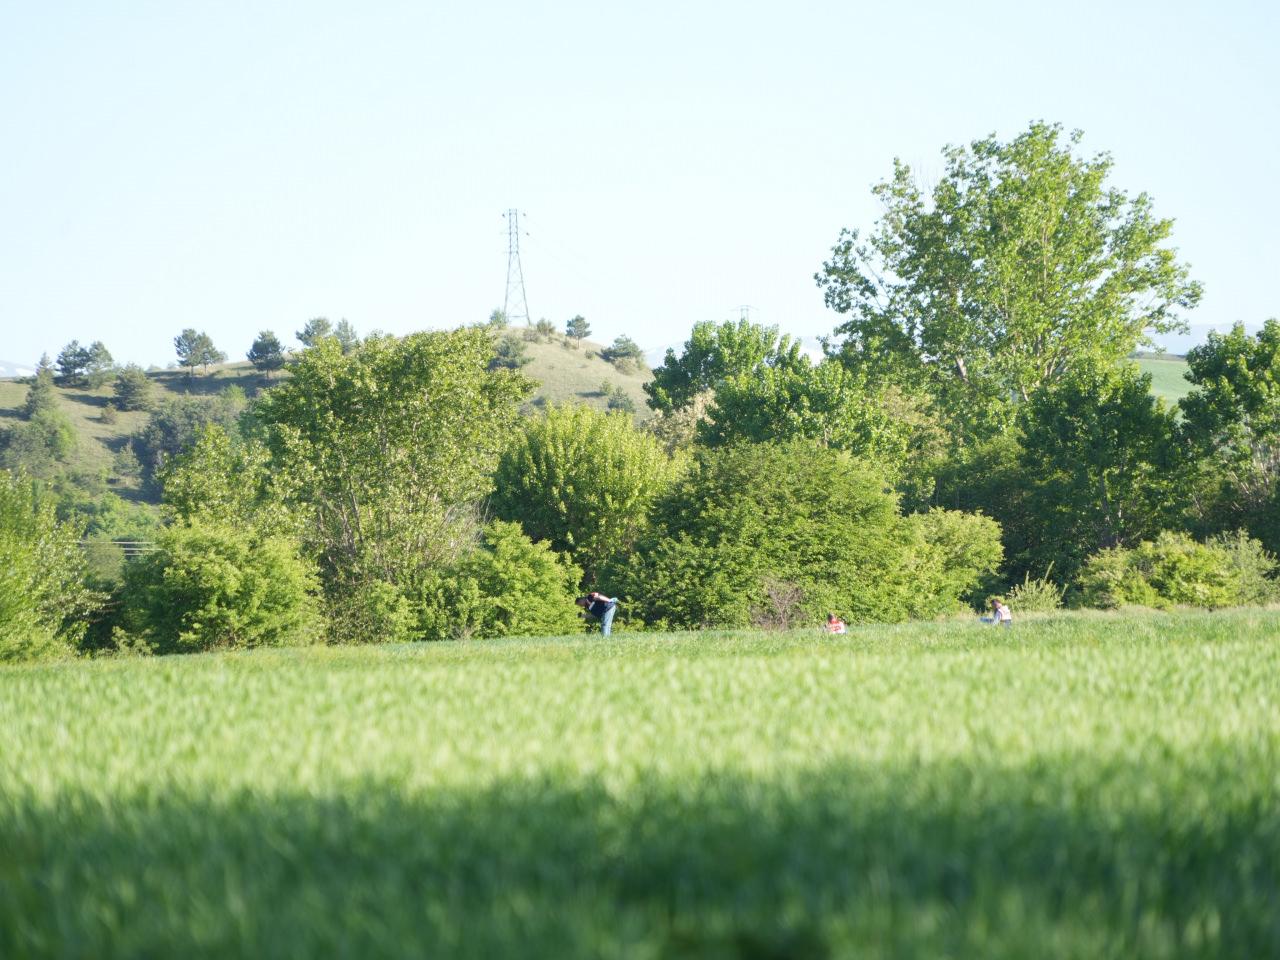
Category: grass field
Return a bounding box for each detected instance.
[3,610,1278,958]
[1134,357,1192,406]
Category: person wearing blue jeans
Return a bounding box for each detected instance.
[577,592,618,636]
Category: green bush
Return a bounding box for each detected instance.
[1007,569,1066,613]
[418,521,583,640]
[618,440,998,629]
[325,579,417,646]
[0,470,101,662]
[1075,530,1278,610]
[123,521,320,653]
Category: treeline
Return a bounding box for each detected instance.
[3,120,1280,662]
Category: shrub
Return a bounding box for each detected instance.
[1075,530,1278,610]
[619,440,994,629]
[1007,569,1066,613]
[325,579,417,646]
[0,470,101,662]
[122,521,320,653]
[491,403,676,580]
[418,521,583,640]
[112,364,154,411]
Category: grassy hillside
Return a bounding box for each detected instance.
[1134,356,1192,406]
[0,334,650,504]
[2,608,1278,957]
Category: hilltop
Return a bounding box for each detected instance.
[0,332,652,508]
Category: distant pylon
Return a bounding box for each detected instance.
[504,209,530,326]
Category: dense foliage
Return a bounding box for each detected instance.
[617,440,1001,628]
[818,122,1202,439]
[0,470,101,662]
[121,520,319,653]
[491,403,676,580]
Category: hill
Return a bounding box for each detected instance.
[0,334,651,506]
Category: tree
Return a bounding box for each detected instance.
[174,328,225,379]
[131,390,247,483]
[296,317,333,348]
[1017,364,1181,581]
[1179,319,1280,549]
[566,315,590,346]
[700,358,914,475]
[55,341,91,385]
[22,359,59,418]
[487,308,509,330]
[489,334,531,371]
[644,319,804,414]
[334,319,359,355]
[247,330,286,375]
[817,121,1203,438]
[599,335,646,371]
[491,403,676,580]
[112,364,154,411]
[253,329,532,605]
[84,341,114,388]
[158,424,298,537]
[0,469,101,662]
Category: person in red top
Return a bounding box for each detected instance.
[825,613,847,634]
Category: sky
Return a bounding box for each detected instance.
[1,0,1277,369]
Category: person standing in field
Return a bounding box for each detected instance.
[991,598,1013,627]
[577,591,619,636]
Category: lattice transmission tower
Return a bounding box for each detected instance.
[503,209,530,326]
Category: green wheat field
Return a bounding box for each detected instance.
[3,609,1278,958]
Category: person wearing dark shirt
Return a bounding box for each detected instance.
[576,591,619,636]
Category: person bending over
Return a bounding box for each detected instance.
[576,591,619,636]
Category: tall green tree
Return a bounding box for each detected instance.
[55,341,91,385]
[1179,319,1280,548]
[174,328,225,379]
[645,319,804,414]
[254,330,532,594]
[817,121,1202,438]
[247,330,286,375]
[296,317,333,348]
[84,341,114,388]
[1017,364,1181,580]
[112,364,154,411]
[491,403,677,580]
[333,319,359,355]
[566,314,590,346]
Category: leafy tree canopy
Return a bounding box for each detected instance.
[817,121,1202,438]
[644,319,803,414]
[491,403,677,580]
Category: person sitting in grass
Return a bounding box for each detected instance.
[825,613,848,634]
[576,591,619,636]
[991,598,1013,627]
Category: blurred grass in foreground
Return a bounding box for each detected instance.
[2,609,1278,958]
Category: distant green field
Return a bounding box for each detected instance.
[1134,357,1192,406]
[3,609,1278,958]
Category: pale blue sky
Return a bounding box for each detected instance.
[2,0,1276,368]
